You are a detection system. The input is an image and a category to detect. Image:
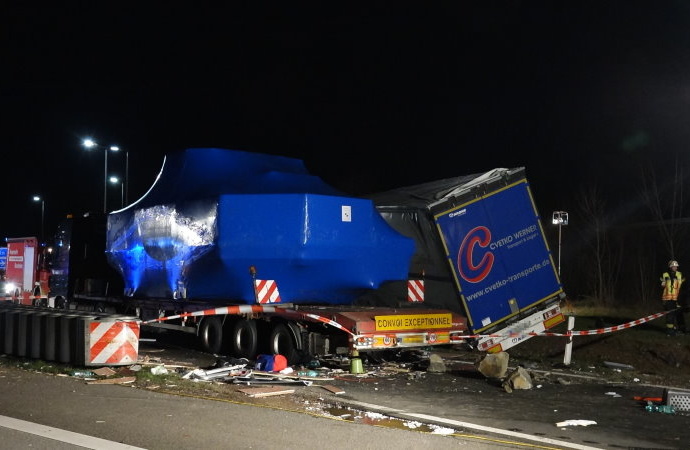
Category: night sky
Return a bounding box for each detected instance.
[3,3,690,242]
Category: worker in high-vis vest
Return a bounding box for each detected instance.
[661,260,687,336]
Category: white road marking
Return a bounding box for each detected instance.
[342,400,603,450]
[0,415,146,449]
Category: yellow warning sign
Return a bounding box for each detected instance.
[375,314,453,331]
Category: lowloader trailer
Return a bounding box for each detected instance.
[22,148,565,363]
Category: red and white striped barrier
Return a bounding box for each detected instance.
[88,320,140,365]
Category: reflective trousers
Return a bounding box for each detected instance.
[663,300,687,332]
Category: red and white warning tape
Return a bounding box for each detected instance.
[142,304,356,336]
[456,311,670,340]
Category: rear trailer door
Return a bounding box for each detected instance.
[430,171,564,349]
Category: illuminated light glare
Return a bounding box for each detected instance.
[4,283,17,294]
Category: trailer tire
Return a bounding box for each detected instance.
[268,323,298,365]
[227,319,258,359]
[199,316,224,354]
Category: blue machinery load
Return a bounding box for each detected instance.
[106,148,415,305]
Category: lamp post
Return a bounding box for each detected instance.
[551,211,569,277]
[108,146,129,205]
[32,195,45,244]
[125,150,129,205]
[109,176,124,208]
[82,139,121,212]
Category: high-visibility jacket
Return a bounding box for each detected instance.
[661,270,684,301]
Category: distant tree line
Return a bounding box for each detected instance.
[550,156,689,310]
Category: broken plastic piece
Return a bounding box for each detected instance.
[603,361,634,370]
[150,365,169,375]
[556,420,597,427]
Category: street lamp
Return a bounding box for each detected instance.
[109,176,124,208]
[108,146,129,205]
[32,195,45,244]
[82,138,121,212]
[552,211,569,277]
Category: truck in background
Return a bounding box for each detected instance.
[2,237,50,305]
[49,212,124,310]
[40,148,565,361]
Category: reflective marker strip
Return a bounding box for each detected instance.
[407,279,424,302]
[255,279,281,303]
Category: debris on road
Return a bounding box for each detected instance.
[87,376,137,385]
[232,376,313,386]
[182,364,250,381]
[477,352,509,379]
[556,419,597,427]
[150,365,169,375]
[426,354,446,373]
[502,366,533,393]
[603,361,634,370]
[238,386,295,397]
[92,367,117,377]
[321,384,345,394]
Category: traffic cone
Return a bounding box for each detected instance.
[350,349,364,374]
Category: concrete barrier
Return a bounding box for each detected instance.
[0,304,140,367]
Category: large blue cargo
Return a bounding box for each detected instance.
[105,148,415,304]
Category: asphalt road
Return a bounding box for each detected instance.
[1,330,688,449]
[137,333,690,450]
[330,367,688,449]
[0,364,516,450]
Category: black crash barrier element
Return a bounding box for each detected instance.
[0,302,140,367]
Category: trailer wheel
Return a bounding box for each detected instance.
[268,323,298,365]
[227,319,258,359]
[199,316,224,354]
